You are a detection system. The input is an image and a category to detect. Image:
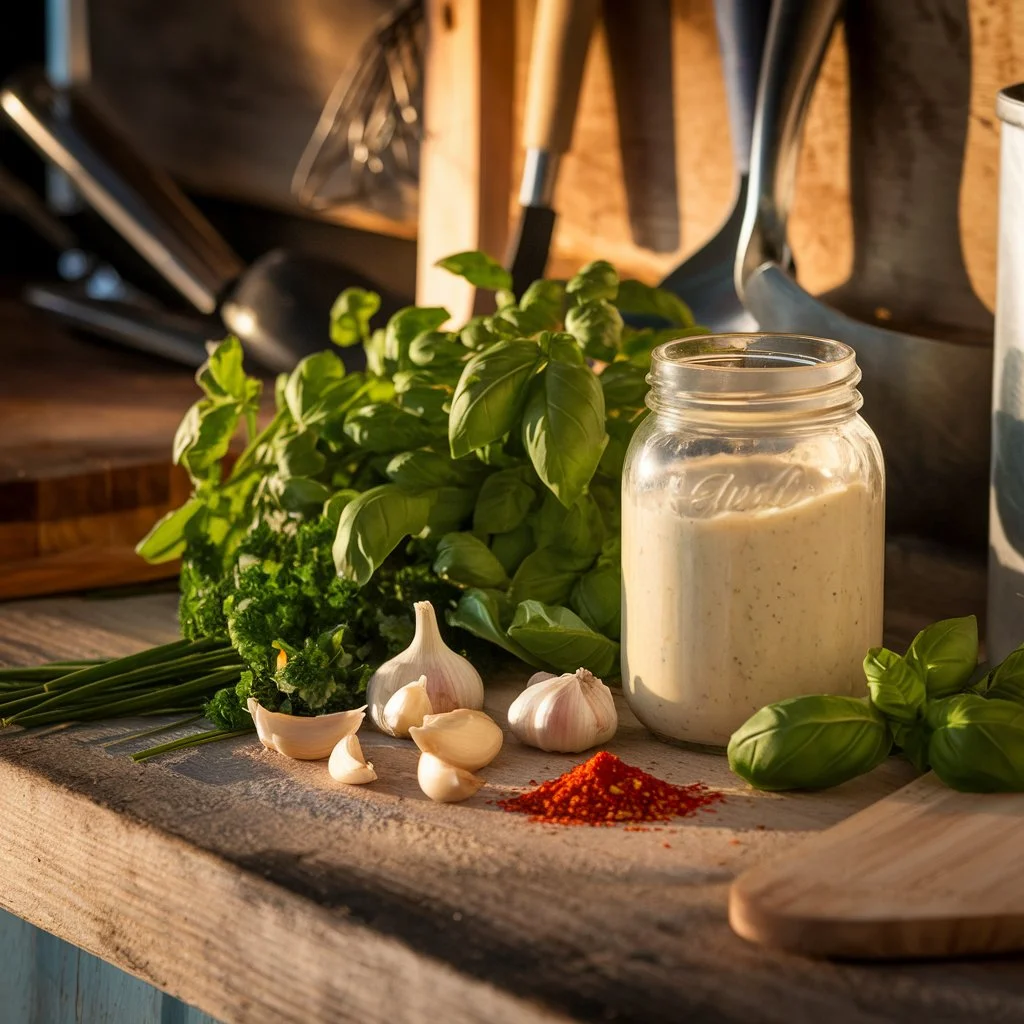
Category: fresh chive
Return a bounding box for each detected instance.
[131,727,254,762]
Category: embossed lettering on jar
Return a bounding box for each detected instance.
[621,335,885,750]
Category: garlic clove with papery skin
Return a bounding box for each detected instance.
[507,668,618,753]
[381,675,434,737]
[328,733,377,784]
[367,601,484,731]
[247,698,366,760]
[416,751,484,803]
[409,708,503,771]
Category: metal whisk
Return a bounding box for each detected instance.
[292,0,424,217]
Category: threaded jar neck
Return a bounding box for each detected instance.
[646,334,863,425]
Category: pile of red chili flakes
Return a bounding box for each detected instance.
[497,751,724,827]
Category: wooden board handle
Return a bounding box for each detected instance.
[522,0,599,154]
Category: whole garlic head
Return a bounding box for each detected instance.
[328,733,377,785]
[409,708,503,772]
[368,602,484,731]
[417,752,484,803]
[381,675,433,737]
[507,668,617,753]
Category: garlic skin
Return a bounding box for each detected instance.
[507,668,618,753]
[416,752,484,803]
[409,709,503,771]
[247,699,366,760]
[381,675,434,737]
[328,733,377,784]
[368,602,484,731]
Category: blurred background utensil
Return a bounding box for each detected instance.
[737,0,992,548]
[657,0,771,331]
[1,69,400,372]
[506,0,599,295]
[292,0,424,221]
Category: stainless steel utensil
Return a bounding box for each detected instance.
[658,0,770,331]
[989,84,1024,661]
[736,0,992,546]
[292,0,424,219]
[1,70,375,373]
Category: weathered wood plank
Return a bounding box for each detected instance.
[0,590,1020,1023]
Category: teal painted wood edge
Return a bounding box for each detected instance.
[0,909,222,1024]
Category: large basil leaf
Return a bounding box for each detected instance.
[135,496,204,563]
[344,403,441,453]
[986,647,1024,705]
[566,260,618,303]
[570,559,621,640]
[409,331,466,368]
[928,695,1024,792]
[386,449,472,490]
[449,340,543,458]
[565,299,623,362]
[432,532,509,588]
[435,251,512,292]
[557,493,606,561]
[447,589,543,667]
[509,547,585,607]
[518,279,565,328]
[615,279,695,326]
[891,720,931,773]
[599,361,649,408]
[269,475,332,515]
[173,399,240,479]
[284,352,353,428]
[490,521,535,575]
[863,647,926,724]
[330,287,381,347]
[522,335,608,507]
[727,695,892,791]
[460,316,501,351]
[385,307,450,365]
[473,467,535,534]
[905,615,979,699]
[422,487,478,539]
[275,430,326,479]
[508,600,619,677]
[333,485,433,585]
[394,375,453,422]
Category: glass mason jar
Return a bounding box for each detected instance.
[621,335,885,751]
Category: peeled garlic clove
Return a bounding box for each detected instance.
[381,675,434,737]
[409,708,503,771]
[368,601,484,731]
[417,752,484,803]
[328,733,377,784]
[507,668,618,753]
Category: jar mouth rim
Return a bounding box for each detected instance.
[647,333,861,418]
[650,333,858,393]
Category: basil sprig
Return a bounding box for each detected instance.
[729,614,1024,793]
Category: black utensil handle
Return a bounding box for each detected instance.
[713,0,773,176]
[1,70,245,315]
[737,0,841,287]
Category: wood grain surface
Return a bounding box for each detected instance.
[0,583,1021,1023]
[0,302,205,599]
[730,773,1024,960]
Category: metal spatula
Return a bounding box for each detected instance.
[736,0,992,547]
[657,0,772,331]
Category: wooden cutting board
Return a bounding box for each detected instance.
[0,300,201,599]
[730,772,1024,959]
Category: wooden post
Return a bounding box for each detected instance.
[415,0,515,321]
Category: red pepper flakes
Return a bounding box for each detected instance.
[498,751,724,826]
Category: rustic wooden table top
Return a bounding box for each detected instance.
[1,579,1023,1024]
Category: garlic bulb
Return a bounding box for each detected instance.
[507,668,618,753]
[367,602,483,731]
[328,733,377,784]
[417,752,484,803]
[409,709,503,771]
[381,675,434,737]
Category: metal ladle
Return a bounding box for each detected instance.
[736,0,992,547]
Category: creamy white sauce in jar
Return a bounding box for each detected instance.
[622,455,884,749]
